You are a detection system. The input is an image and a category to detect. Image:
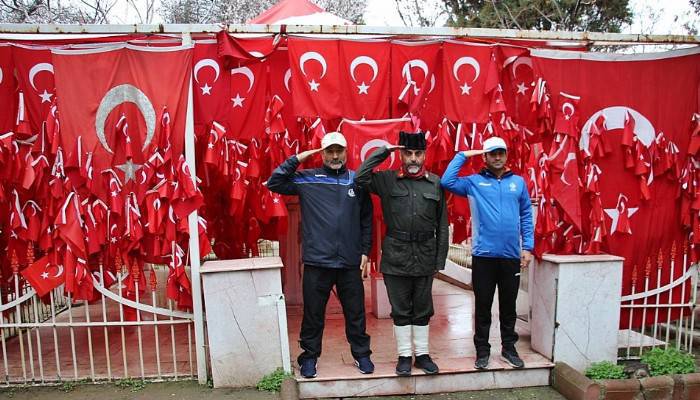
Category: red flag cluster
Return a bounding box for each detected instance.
[0,33,698,331]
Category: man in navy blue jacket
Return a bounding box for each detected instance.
[441,136,534,371]
[267,132,374,379]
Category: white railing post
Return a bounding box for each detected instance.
[181,31,208,385]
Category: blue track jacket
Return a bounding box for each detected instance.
[266,156,372,268]
[440,152,534,259]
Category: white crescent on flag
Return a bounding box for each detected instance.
[580,106,656,152]
[300,51,328,78]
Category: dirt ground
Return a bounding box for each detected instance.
[0,380,566,400]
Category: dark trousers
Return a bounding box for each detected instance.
[298,265,371,363]
[383,274,434,326]
[472,256,520,356]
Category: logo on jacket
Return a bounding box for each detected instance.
[509,182,517,192]
[348,188,356,197]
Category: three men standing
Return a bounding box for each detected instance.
[441,136,534,370]
[267,132,374,379]
[355,132,449,376]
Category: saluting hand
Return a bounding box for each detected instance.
[360,254,370,279]
[462,149,488,157]
[296,148,323,163]
[385,144,405,152]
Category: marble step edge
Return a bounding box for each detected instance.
[294,363,555,383]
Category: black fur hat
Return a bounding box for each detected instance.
[398,131,426,150]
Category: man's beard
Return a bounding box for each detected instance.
[406,163,421,174]
[326,159,344,169]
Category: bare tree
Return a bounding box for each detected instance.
[316,0,367,24]
[0,0,122,23]
[394,0,448,27]
[126,0,156,24]
[159,0,367,24]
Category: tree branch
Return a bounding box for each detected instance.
[503,2,522,30]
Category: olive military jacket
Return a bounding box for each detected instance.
[354,146,449,276]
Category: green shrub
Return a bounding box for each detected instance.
[585,361,627,380]
[641,348,696,376]
[256,368,292,392]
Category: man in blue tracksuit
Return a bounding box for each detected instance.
[266,132,374,379]
[440,136,534,370]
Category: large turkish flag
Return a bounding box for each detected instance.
[391,40,441,117]
[52,44,192,200]
[441,40,495,124]
[287,37,342,119]
[339,39,391,120]
[533,47,700,328]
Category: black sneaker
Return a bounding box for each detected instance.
[395,356,412,376]
[414,354,439,374]
[354,356,375,374]
[299,357,317,378]
[474,354,490,370]
[501,349,525,369]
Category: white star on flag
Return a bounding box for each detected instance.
[200,83,212,95]
[460,83,472,95]
[357,81,369,94]
[39,89,53,103]
[516,82,528,95]
[604,205,638,234]
[231,93,245,107]
[116,159,142,182]
[309,79,320,92]
[41,271,49,279]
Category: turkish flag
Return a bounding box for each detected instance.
[497,45,536,128]
[442,40,495,123]
[228,59,268,140]
[340,117,413,171]
[21,254,65,297]
[287,37,341,119]
[0,45,16,134]
[268,49,301,138]
[52,45,192,201]
[12,45,55,137]
[339,39,391,120]
[193,41,231,137]
[533,47,700,328]
[391,41,441,117]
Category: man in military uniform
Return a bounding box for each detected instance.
[354,131,448,376]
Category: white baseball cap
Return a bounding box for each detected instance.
[483,137,507,152]
[321,131,347,149]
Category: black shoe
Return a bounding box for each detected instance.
[395,356,412,376]
[299,357,317,378]
[501,349,525,369]
[354,356,375,374]
[474,354,490,369]
[414,354,439,374]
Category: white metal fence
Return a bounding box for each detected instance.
[619,242,699,359]
[0,264,196,384]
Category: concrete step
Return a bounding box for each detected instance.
[294,356,554,398]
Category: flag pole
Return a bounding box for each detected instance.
[181,31,208,385]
